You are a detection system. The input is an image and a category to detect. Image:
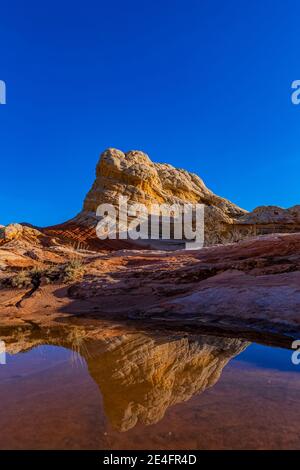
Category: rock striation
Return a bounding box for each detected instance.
[84,148,244,215]
[83,148,246,245]
[0,147,300,340]
[81,148,300,245]
[0,224,42,244]
[1,148,299,248]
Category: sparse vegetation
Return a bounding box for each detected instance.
[61,259,85,283]
[0,259,85,290]
[9,266,51,289]
[10,270,33,289]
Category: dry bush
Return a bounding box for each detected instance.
[61,259,85,283]
[10,270,33,289]
[1,259,85,290]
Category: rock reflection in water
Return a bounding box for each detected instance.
[3,323,248,432]
[86,335,247,431]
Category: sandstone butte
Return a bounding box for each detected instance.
[0,148,300,341]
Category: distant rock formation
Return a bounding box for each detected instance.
[238,205,300,227]
[1,148,299,248]
[81,148,300,245]
[0,224,44,245]
[84,148,244,215]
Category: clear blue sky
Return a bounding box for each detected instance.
[0,0,299,226]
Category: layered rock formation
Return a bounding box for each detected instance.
[237,205,300,234]
[0,147,300,340]
[81,148,300,246]
[2,148,299,248]
[84,148,244,214]
[82,148,245,246]
[0,224,43,245]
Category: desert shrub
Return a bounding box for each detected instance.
[1,260,85,290]
[61,259,85,283]
[11,270,33,289]
[30,266,46,279]
[8,266,52,289]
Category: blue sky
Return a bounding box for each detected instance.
[0,0,299,226]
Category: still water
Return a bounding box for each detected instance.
[0,324,299,449]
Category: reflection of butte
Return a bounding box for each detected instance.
[3,326,248,432]
[84,334,248,432]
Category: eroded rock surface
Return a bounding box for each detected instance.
[82,148,300,245]
[1,230,300,338]
[84,148,244,214]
